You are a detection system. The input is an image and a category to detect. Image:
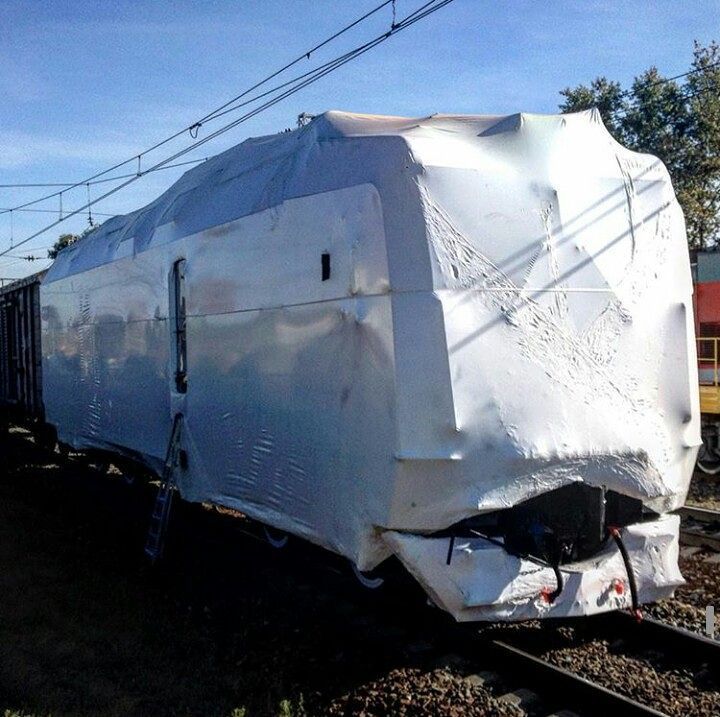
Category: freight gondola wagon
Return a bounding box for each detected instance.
[693,252,720,474]
[0,272,45,427]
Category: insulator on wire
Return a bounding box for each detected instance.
[86,183,94,227]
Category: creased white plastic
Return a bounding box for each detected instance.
[40,110,699,621]
[384,515,682,621]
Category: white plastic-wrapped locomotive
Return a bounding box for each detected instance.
[40,110,700,621]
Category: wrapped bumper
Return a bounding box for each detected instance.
[384,514,682,622]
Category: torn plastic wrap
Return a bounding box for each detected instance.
[385,515,682,621]
[41,110,699,621]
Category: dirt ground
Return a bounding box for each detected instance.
[0,428,718,717]
[0,429,525,717]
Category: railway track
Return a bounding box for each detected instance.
[455,610,720,717]
[455,632,669,717]
[4,425,719,716]
[188,515,718,716]
[679,505,720,551]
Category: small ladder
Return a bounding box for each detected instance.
[144,413,185,563]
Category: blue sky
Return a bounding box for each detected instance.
[1,0,718,279]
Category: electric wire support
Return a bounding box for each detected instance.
[0,0,456,260]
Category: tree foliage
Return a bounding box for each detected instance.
[48,233,79,259]
[48,224,100,260]
[559,42,720,250]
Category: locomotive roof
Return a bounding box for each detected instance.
[47,108,606,281]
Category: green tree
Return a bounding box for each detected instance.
[560,42,720,250]
[48,223,101,260]
[48,233,79,259]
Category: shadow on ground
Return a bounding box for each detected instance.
[0,429,462,717]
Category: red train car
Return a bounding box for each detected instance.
[693,252,720,473]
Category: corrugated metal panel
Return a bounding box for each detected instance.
[0,272,45,419]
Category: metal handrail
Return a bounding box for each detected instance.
[697,337,720,386]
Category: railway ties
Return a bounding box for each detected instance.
[678,505,720,551]
[602,611,720,666]
[5,424,718,716]
[450,626,669,717]
[456,610,720,717]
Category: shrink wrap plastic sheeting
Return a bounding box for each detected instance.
[41,110,699,620]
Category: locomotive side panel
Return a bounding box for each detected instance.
[41,254,172,467]
[178,184,397,561]
[41,181,401,564]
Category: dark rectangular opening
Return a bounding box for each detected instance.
[172,259,188,393]
[321,252,331,281]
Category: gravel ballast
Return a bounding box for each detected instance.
[1,427,719,716]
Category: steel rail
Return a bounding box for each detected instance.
[460,609,720,716]
[473,635,669,717]
[678,505,720,551]
[600,610,720,665]
[4,424,713,715]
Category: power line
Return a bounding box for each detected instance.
[579,60,720,124]
[605,73,720,123]
[562,59,720,125]
[0,1,399,215]
[2,254,47,261]
[0,0,456,259]
[194,0,397,128]
[1,207,116,217]
[616,59,720,101]
[0,157,208,191]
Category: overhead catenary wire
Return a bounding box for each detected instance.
[0,157,209,191]
[5,24,717,197]
[0,207,116,217]
[561,58,720,127]
[0,0,400,213]
[192,0,397,128]
[2,253,47,261]
[604,81,720,124]
[601,61,720,123]
[0,233,54,265]
[615,59,720,101]
[164,0,453,130]
[0,0,456,259]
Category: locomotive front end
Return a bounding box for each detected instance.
[382,110,700,621]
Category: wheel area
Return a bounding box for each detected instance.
[263,525,290,549]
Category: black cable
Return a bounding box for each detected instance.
[0,158,208,204]
[609,526,642,621]
[0,0,456,258]
[604,65,720,123]
[0,207,115,217]
[548,564,564,604]
[0,1,397,211]
[466,528,565,603]
[446,527,564,603]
